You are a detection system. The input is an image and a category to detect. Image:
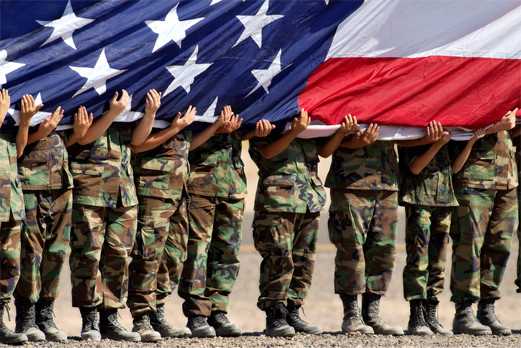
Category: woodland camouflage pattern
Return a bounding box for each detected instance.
[329,190,398,296]
[249,136,326,213]
[516,132,521,292]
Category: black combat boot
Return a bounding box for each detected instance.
[150,304,191,338]
[287,301,322,334]
[453,301,491,335]
[79,307,101,341]
[0,302,27,345]
[132,313,161,342]
[208,311,241,337]
[406,300,433,336]
[264,303,295,337]
[362,293,404,335]
[340,295,373,334]
[187,316,216,338]
[36,299,68,342]
[14,298,45,342]
[477,299,511,336]
[424,298,452,336]
[99,308,140,342]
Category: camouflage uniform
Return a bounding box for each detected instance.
[516,131,521,292]
[249,136,326,310]
[14,132,73,304]
[449,131,518,303]
[399,145,458,301]
[327,142,399,296]
[128,131,191,316]
[179,134,246,317]
[0,132,25,304]
[68,124,138,309]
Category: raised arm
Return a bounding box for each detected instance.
[17,95,40,157]
[319,114,359,158]
[341,123,380,149]
[399,120,447,148]
[28,106,64,145]
[242,119,276,141]
[409,132,450,175]
[190,106,233,151]
[66,106,94,147]
[257,109,309,159]
[0,89,9,127]
[452,129,485,174]
[483,108,518,135]
[77,89,129,145]
[133,105,196,154]
[131,89,160,147]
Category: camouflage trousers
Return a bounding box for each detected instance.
[328,190,398,296]
[403,205,451,301]
[128,196,188,317]
[70,204,137,309]
[179,194,244,317]
[451,187,518,303]
[253,210,319,311]
[517,185,521,293]
[15,190,72,304]
[0,214,22,304]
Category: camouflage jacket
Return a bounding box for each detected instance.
[450,131,518,190]
[326,141,399,191]
[18,132,73,191]
[249,135,326,213]
[0,132,25,222]
[68,123,138,208]
[133,130,191,201]
[399,145,458,207]
[188,134,247,199]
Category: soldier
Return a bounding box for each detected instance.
[0,90,35,345]
[398,121,455,336]
[249,110,324,337]
[14,97,91,343]
[128,105,231,341]
[320,119,404,336]
[449,109,518,335]
[512,124,521,294]
[68,89,155,342]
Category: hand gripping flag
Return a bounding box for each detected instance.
[0,0,520,135]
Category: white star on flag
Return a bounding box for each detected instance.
[195,97,218,123]
[9,93,52,126]
[115,94,144,122]
[0,50,25,87]
[233,0,283,48]
[248,50,282,96]
[69,48,125,97]
[325,0,331,4]
[164,45,212,96]
[210,0,224,5]
[146,4,204,53]
[37,0,95,50]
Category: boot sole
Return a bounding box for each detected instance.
[190,329,216,338]
[453,329,492,336]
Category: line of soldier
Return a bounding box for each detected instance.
[0,87,519,345]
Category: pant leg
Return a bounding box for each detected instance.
[426,207,451,299]
[70,205,105,308]
[157,198,189,306]
[328,190,372,296]
[179,194,216,317]
[205,198,244,314]
[403,205,432,301]
[128,197,172,316]
[450,188,493,303]
[0,215,22,304]
[287,211,319,306]
[365,191,398,295]
[99,205,137,309]
[480,188,517,300]
[517,186,521,292]
[253,210,295,311]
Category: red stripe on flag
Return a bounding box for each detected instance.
[299,57,521,128]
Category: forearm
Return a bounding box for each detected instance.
[319,132,344,158]
[409,143,443,175]
[27,129,49,145]
[190,123,220,151]
[78,110,118,145]
[132,126,180,153]
[131,113,155,146]
[398,137,435,148]
[452,141,476,174]
[259,129,299,159]
[341,136,371,149]
[16,123,30,157]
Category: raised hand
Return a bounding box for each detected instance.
[37,106,64,136]
[496,108,518,131]
[109,89,130,115]
[470,128,487,143]
[73,106,94,139]
[255,119,276,138]
[338,114,359,136]
[424,120,445,143]
[359,123,380,145]
[145,89,161,115]
[215,106,233,129]
[20,94,42,126]
[0,89,10,125]
[171,105,196,129]
[291,109,310,133]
